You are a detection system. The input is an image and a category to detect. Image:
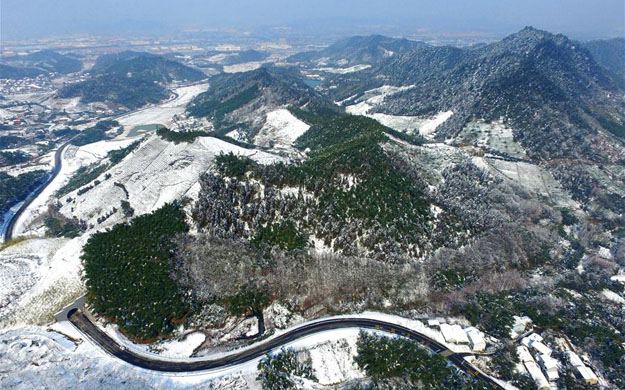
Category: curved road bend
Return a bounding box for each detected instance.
[68,309,503,388]
[3,141,70,241]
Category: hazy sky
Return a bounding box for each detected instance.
[1,0,623,40]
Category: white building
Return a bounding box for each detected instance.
[440,324,469,345]
[536,353,559,381]
[524,360,550,390]
[465,327,486,352]
[510,315,532,338]
[517,346,534,363]
[522,334,552,356]
[566,351,599,385]
[427,319,440,328]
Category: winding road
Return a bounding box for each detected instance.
[3,141,70,241]
[67,309,504,388]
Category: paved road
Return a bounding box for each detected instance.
[3,141,70,241]
[68,309,503,388]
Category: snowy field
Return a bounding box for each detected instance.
[454,121,528,159]
[315,64,372,74]
[13,138,139,238]
[0,237,85,328]
[118,83,209,133]
[476,156,577,208]
[0,326,260,389]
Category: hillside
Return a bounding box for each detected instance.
[584,38,625,85]
[221,49,270,65]
[335,27,625,161]
[0,50,82,77]
[187,66,339,145]
[58,51,206,109]
[288,34,426,67]
[0,63,44,79]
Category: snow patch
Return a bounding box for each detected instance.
[253,109,310,150]
[118,83,209,133]
[315,64,371,74]
[223,62,264,74]
[601,289,625,305]
[344,85,452,137]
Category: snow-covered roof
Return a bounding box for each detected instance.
[440,324,469,345]
[524,361,550,390]
[427,319,440,327]
[531,341,552,356]
[517,346,534,363]
[522,334,551,356]
[576,365,599,384]
[465,328,486,351]
[565,351,584,367]
[536,354,559,380]
[565,351,598,384]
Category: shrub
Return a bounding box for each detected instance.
[257,349,316,389]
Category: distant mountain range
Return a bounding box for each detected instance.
[0,50,82,79]
[58,51,206,109]
[288,34,426,66]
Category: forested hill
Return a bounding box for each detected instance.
[187,66,339,136]
[583,38,625,85]
[0,50,82,77]
[288,34,426,67]
[57,51,205,109]
[331,27,625,162]
[0,63,44,80]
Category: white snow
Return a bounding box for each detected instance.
[118,83,209,132]
[0,236,85,327]
[418,111,454,137]
[454,120,527,159]
[13,138,138,237]
[601,289,625,305]
[304,329,363,385]
[611,273,625,284]
[223,62,264,74]
[344,85,452,137]
[0,326,259,389]
[440,323,470,345]
[60,135,283,231]
[100,322,206,359]
[315,64,372,74]
[253,109,311,151]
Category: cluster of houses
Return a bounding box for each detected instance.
[517,332,598,389]
[427,319,487,353]
[0,75,52,95]
[425,315,602,389]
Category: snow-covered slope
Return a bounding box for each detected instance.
[14,138,138,237]
[60,134,283,231]
[344,85,453,138]
[253,109,311,152]
[0,326,259,389]
[0,237,85,327]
